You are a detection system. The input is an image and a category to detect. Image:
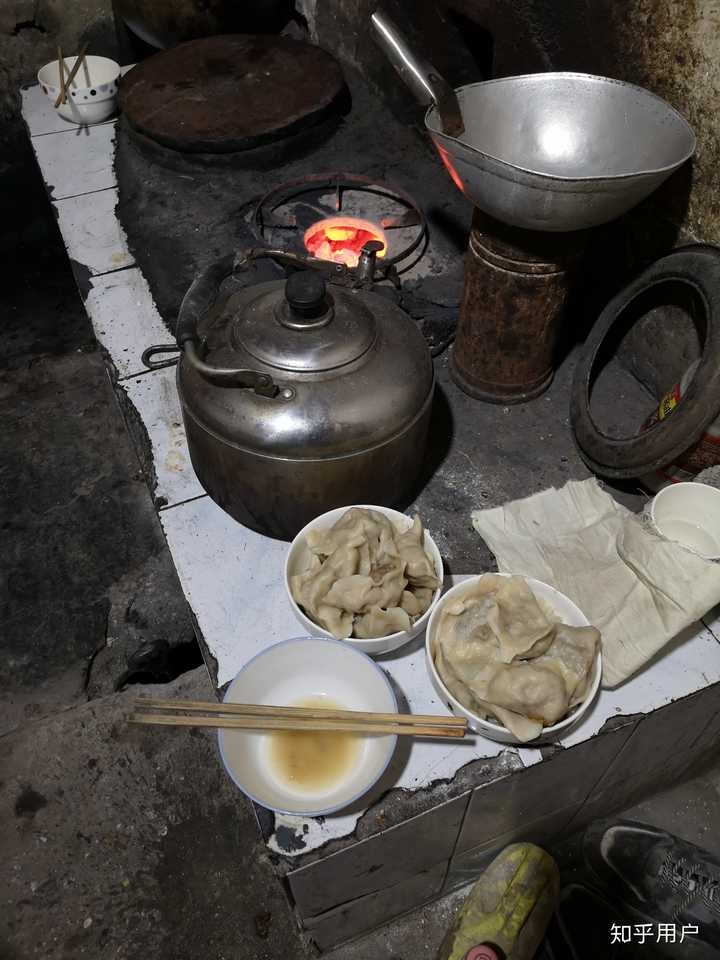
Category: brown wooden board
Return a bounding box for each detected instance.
[118,34,348,153]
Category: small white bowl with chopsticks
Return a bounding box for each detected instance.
[38,55,120,125]
[172,636,461,816]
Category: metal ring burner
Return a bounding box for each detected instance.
[250,173,428,287]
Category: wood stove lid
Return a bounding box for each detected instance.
[118,35,348,154]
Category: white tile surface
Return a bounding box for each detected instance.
[21,82,107,138]
[86,268,170,379]
[32,123,116,199]
[54,188,134,276]
[120,366,204,507]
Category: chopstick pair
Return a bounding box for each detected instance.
[55,43,89,108]
[130,697,467,739]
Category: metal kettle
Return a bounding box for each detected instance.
[144,248,435,540]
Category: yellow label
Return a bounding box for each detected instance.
[657,389,680,420]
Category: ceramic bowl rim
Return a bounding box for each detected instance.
[425,573,602,742]
[217,635,398,816]
[284,505,443,652]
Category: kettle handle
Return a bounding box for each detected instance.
[158,246,363,393]
[163,249,325,397]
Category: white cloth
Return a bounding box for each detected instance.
[471,479,720,687]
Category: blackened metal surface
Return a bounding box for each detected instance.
[118,35,348,153]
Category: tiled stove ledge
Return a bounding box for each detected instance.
[22,78,720,950]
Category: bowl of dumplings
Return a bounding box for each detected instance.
[426,573,602,744]
[285,506,443,655]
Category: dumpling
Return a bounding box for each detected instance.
[314,603,353,639]
[293,508,439,639]
[485,662,569,725]
[433,598,499,705]
[476,700,544,743]
[354,606,411,639]
[516,629,556,660]
[324,575,376,613]
[395,516,441,589]
[490,576,554,663]
[367,555,407,609]
[306,508,393,558]
[290,547,360,625]
[411,587,435,617]
[538,624,600,705]
[435,594,501,660]
[290,555,337,616]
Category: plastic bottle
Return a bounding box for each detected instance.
[437,843,559,960]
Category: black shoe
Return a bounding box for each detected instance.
[583,819,720,950]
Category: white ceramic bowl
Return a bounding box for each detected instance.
[425,574,602,745]
[650,481,720,560]
[37,56,120,125]
[218,637,397,815]
[285,505,443,656]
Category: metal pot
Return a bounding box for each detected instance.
[144,249,434,540]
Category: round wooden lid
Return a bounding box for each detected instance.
[119,35,347,153]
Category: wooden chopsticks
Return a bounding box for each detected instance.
[131,697,467,739]
[55,43,89,108]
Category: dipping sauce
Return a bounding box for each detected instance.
[267,696,361,793]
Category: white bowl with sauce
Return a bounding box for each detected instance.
[285,505,443,656]
[218,637,398,815]
[425,574,602,745]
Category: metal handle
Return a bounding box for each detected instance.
[142,344,181,370]
[184,342,288,398]
[370,8,465,138]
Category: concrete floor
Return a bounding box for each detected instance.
[2,142,719,960]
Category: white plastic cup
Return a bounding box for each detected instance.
[650,481,720,560]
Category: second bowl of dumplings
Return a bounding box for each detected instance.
[426,573,602,744]
[285,505,443,655]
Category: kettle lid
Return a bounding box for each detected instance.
[231,271,376,372]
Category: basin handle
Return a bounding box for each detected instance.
[371,7,465,138]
